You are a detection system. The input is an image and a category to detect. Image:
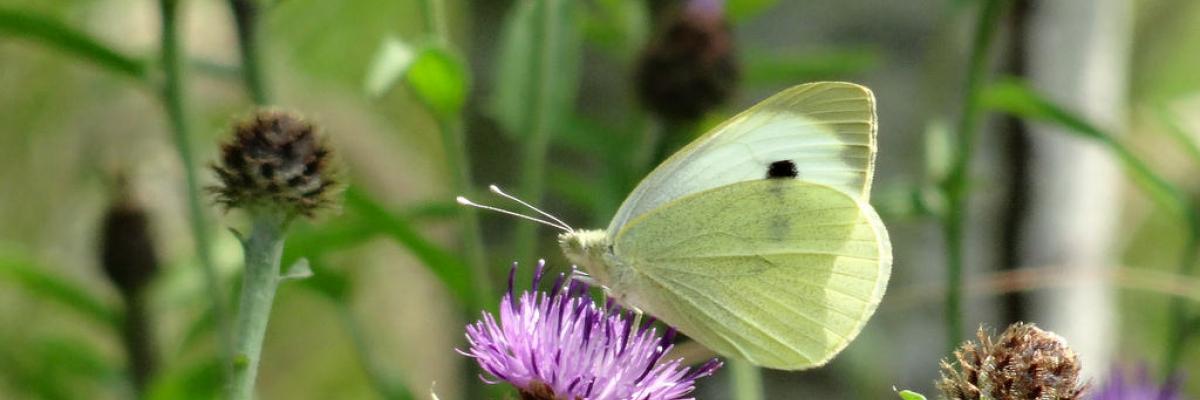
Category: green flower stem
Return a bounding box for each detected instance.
[938,0,1006,349]
[514,0,562,270]
[228,0,269,105]
[158,0,233,363]
[437,118,492,304]
[729,358,764,400]
[415,0,492,303]
[228,211,290,400]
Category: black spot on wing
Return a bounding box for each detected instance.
[766,160,798,179]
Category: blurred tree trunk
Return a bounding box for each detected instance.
[1022,0,1131,378]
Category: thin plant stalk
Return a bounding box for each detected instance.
[221,4,436,396]
[416,1,497,397]
[436,118,492,304]
[228,0,269,105]
[416,0,492,302]
[227,211,289,400]
[729,358,764,400]
[938,0,1007,349]
[514,0,561,270]
[157,0,233,363]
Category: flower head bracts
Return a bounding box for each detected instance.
[462,261,722,400]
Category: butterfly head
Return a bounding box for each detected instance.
[558,229,614,287]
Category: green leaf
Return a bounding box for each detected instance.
[582,0,649,58]
[1152,105,1200,166]
[0,335,119,400]
[0,7,146,80]
[728,0,779,22]
[364,35,418,98]
[0,248,120,330]
[981,78,1191,221]
[897,390,928,400]
[489,0,582,138]
[743,48,879,86]
[344,187,477,308]
[145,358,222,400]
[406,44,469,118]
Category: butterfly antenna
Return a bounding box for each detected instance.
[488,184,574,232]
[456,196,572,232]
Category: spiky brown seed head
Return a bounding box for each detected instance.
[100,181,160,295]
[635,0,738,122]
[938,323,1088,400]
[211,110,340,218]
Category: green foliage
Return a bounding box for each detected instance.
[365,36,468,119]
[343,187,478,308]
[727,0,779,22]
[489,0,582,139]
[897,389,928,400]
[146,359,223,400]
[742,48,880,87]
[406,45,469,119]
[0,7,146,81]
[582,0,649,59]
[0,249,120,330]
[981,78,1192,221]
[365,36,419,98]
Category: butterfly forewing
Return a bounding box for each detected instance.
[611,180,892,370]
[607,82,878,235]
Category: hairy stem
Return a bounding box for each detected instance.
[157,0,233,365]
[938,0,1007,350]
[227,212,289,400]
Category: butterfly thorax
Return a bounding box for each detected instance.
[558,229,618,289]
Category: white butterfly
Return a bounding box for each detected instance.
[465,82,892,370]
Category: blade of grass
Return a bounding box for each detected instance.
[981,78,1200,373]
[0,249,120,329]
[1152,105,1200,166]
[0,7,147,81]
[938,0,1008,350]
[344,186,479,309]
[982,79,1192,220]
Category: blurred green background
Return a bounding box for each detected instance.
[1,0,1198,398]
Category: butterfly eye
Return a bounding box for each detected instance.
[766,160,798,179]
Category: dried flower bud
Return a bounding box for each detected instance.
[635,0,738,122]
[100,182,160,294]
[212,110,340,217]
[938,323,1088,400]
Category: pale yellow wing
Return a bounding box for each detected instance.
[607,82,877,235]
[612,179,891,370]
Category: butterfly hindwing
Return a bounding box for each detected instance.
[612,179,891,370]
[607,82,878,235]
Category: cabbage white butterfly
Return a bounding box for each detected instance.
[462,82,891,370]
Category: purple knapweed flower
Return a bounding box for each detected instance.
[461,261,722,400]
[1092,365,1185,400]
